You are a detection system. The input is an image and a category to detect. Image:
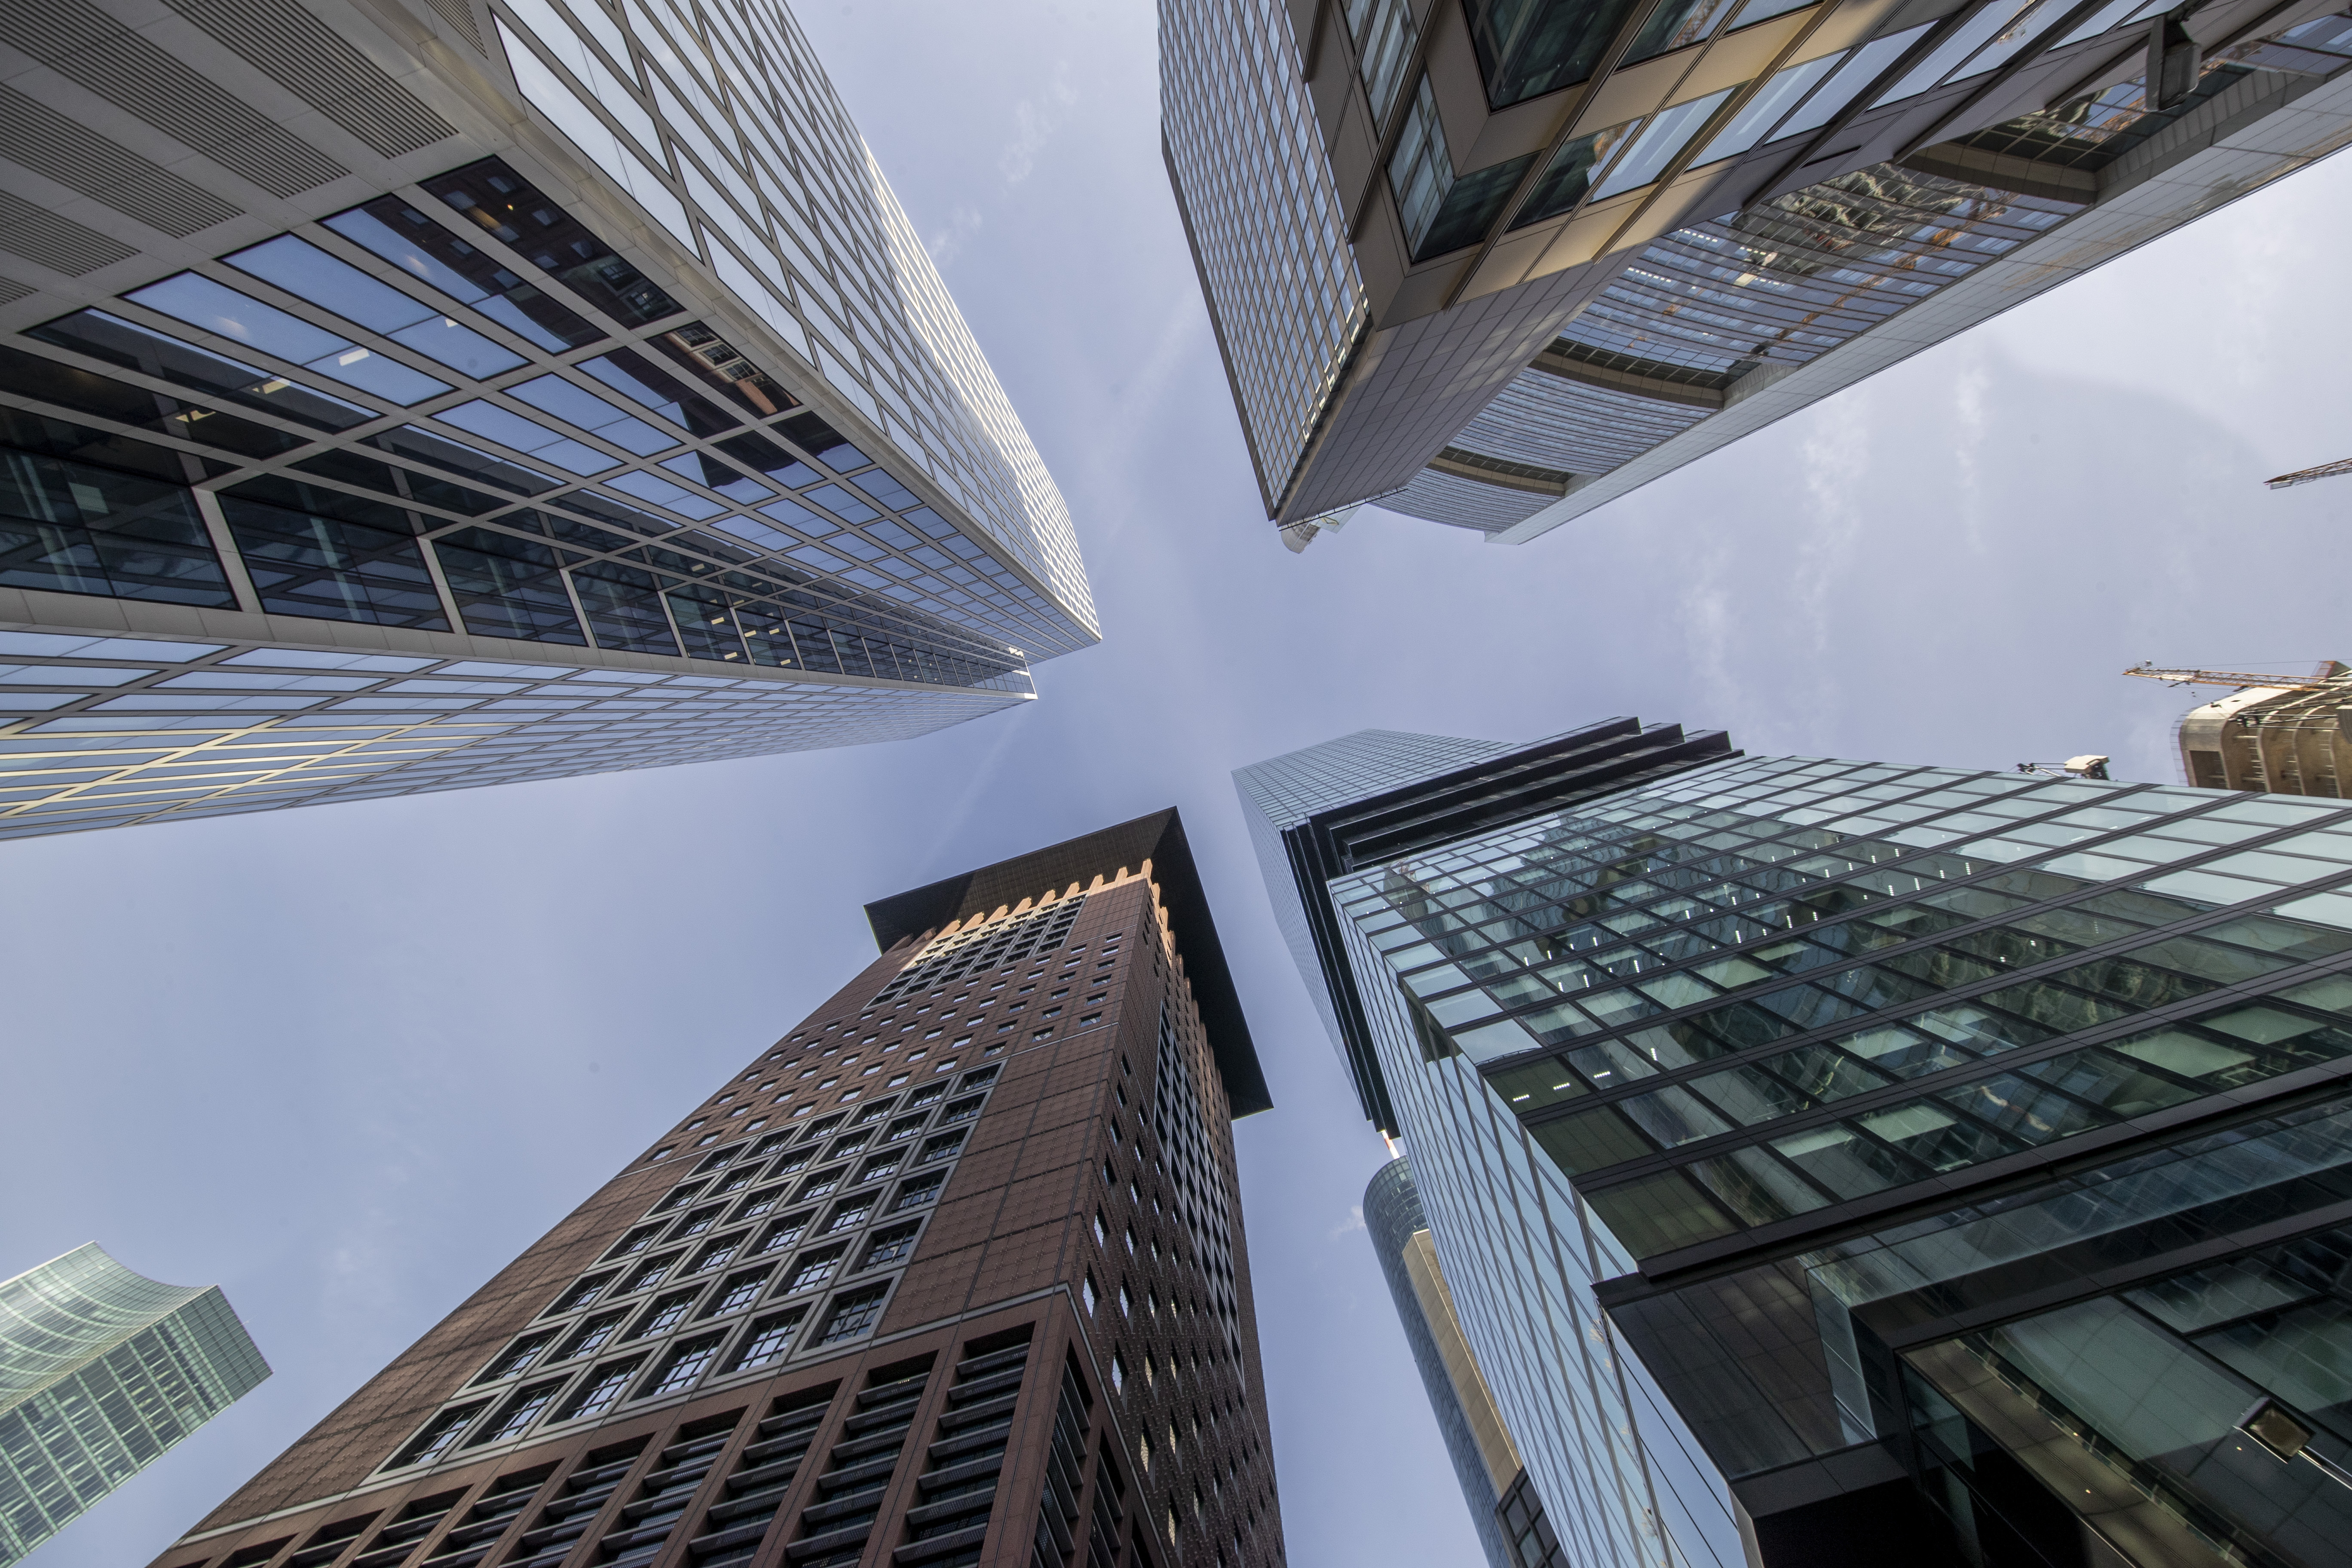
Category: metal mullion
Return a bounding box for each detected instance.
[1462,0,1853,309]
[1346,8,1446,242]
[1525,911,2352,1125]
[71,299,413,438]
[1435,0,1686,309]
[1481,799,2352,1072]
[178,259,483,409]
[1752,0,2027,198]
[380,175,643,352]
[0,386,306,479]
[1890,0,2117,162]
[1549,946,2352,1191]
[291,219,552,368]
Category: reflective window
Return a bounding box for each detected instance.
[125,273,451,404]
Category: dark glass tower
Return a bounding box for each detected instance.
[1242,721,2352,1568]
[149,811,1282,1568]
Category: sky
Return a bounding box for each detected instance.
[9,3,2352,1565]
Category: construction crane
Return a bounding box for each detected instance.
[2124,661,2345,689]
[2265,458,2352,490]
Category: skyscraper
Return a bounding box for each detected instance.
[1361,1157,1521,1568]
[1241,721,2352,1568]
[0,0,1094,841]
[1163,0,2352,543]
[148,810,1281,1568]
[0,1243,270,1566]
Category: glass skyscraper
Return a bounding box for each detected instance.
[0,1243,270,1566]
[1241,721,2352,1568]
[1163,0,2352,542]
[0,0,1094,840]
[149,810,1282,1568]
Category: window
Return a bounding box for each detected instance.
[861,1223,919,1270]
[469,1379,564,1446]
[643,1333,726,1397]
[622,1254,681,1293]
[799,1166,848,1201]
[918,1130,967,1164]
[1112,1351,1126,1391]
[690,1236,743,1274]
[557,1312,624,1361]
[1093,1210,1107,1244]
[816,1283,889,1344]
[545,1273,615,1315]
[857,1153,904,1184]
[733,1185,786,1222]
[671,1205,724,1239]
[785,1247,846,1293]
[894,1171,947,1210]
[706,1268,771,1317]
[1084,1274,1099,1314]
[959,1066,1001,1090]
[474,1332,553,1384]
[825,1200,873,1233]
[630,1291,698,1340]
[752,1213,812,1255]
[939,1095,983,1125]
[1119,1284,1133,1317]
[726,1307,807,1372]
[390,1404,485,1468]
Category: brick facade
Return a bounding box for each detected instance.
[152,812,1281,1568]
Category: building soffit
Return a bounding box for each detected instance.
[864,808,1272,1116]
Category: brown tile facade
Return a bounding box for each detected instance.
[151,815,1282,1568]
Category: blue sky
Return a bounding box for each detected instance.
[9,3,2352,1565]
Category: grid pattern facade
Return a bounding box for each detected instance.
[1237,729,1511,1062]
[1339,901,1733,1568]
[1356,757,2352,1269]
[0,0,1093,840]
[1560,170,2083,380]
[1450,371,1709,484]
[156,842,1281,1568]
[0,1244,268,1566]
[1158,0,1368,510]
[0,629,1018,839]
[1378,469,1553,535]
[1251,722,2352,1566]
[1172,0,2352,539]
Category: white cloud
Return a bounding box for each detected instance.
[999,64,1078,184]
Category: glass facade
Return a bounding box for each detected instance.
[1167,0,2352,537]
[1158,0,1370,511]
[1240,724,2352,1567]
[0,0,1095,838]
[0,1244,268,1566]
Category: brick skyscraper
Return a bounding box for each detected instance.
[148,810,1281,1568]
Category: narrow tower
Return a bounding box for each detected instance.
[0,1243,270,1565]
[151,810,1282,1568]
